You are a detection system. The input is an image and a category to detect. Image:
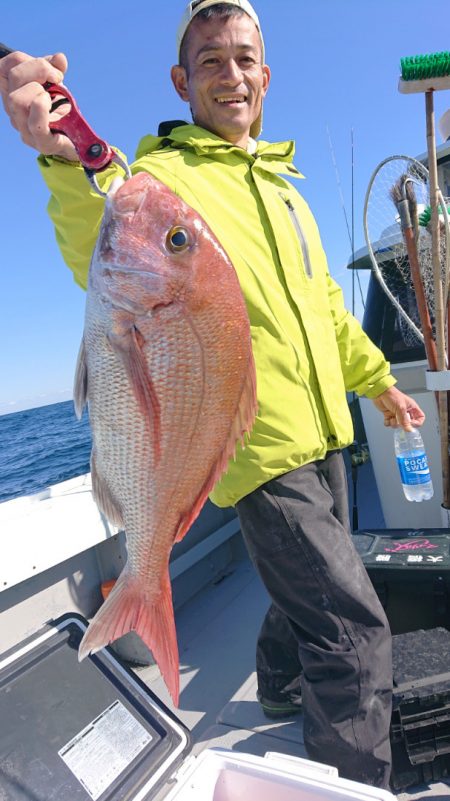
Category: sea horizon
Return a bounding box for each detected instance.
[0,390,74,418]
[0,399,92,503]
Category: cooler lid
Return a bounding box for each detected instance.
[353,528,450,569]
[0,612,192,800]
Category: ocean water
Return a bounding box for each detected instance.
[0,401,92,503]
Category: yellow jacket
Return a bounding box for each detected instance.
[38,123,395,507]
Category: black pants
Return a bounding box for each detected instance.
[236,451,392,789]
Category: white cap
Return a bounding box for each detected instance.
[176,0,265,137]
[439,110,450,142]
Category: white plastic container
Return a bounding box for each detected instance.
[164,749,396,801]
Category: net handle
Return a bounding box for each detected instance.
[363,154,426,344]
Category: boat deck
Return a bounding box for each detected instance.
[134,460,450,800]
[138,557,449,800]
[2,450,448,798]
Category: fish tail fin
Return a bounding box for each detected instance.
[78,571,180,706]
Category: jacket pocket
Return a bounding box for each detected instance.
[279,193,313,279]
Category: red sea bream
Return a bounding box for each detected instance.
[74,171,257,705]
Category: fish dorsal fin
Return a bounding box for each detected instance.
[73,338,88,419]
[108,326,162,464]
[174,354,257,543]
[91,450,124,528]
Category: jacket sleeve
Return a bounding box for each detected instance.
[326,269,396,399]
[37,150,127,290]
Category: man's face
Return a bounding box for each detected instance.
[171,13,270,147]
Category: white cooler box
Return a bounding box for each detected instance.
[164,750,395,801]
[0,614,395,801]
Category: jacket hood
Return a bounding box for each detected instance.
[135,122,304,179]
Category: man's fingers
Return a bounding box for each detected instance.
[408,406,425,427]
[0,51,67,92]
[28,93,76,158]
[27,95,72,157]
[7,82,50,130]
[27,90,57,150]
[7,81,76,158]
[394,406,414,431]
[372,387,426,431]
[0,49,74,157]
[47,52,68,74]
[0,51,24,95]
[7,57,64,92]
[0,50,28,82]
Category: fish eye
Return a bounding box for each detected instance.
[167,226,190,252]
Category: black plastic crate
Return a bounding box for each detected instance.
[353,529,450,634]
[390,627,450,790]
[0,614,191,800]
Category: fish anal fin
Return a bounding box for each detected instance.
[91,451,124,528]
[108,326,161,463]
[174,355,257,544]
[73,338,88,419]
[78,571,180,706]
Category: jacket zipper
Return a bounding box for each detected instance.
[280,194,313,278]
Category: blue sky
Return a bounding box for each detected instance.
[1,0,448,414]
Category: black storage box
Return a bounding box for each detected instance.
[0,613,191,800]
[391,627,450,790]
[353,529,450,633]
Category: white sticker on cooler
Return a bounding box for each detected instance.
[58,699,153,799]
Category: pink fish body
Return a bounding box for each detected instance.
[74,172,257,705]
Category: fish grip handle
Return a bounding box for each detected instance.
[0,42,131,194]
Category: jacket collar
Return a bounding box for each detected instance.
[135,122,304,179]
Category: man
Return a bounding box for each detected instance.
[0,0,425,788]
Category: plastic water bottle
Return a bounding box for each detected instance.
[394,426,434,501]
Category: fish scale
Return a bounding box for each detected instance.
[74,171,257,705]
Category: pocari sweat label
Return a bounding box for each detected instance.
[396,451,431,486]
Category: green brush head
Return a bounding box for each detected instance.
[419,206,432,226]
[401,52,450,80]
[419,205,450,226]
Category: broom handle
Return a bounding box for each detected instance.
[403,228,438,371]
[426,89,450,507]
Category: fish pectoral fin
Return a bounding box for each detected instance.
[78,571,180,706]
[73,338,88,419]
[174,356,257,544]
[108,326,162,463]
[91,451,124,528]
[225,351,258,454]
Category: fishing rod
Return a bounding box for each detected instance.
[326,126,369,531]
[326,125,366,312]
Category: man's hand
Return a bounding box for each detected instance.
[372,385,425,431]
[0,50,78,161]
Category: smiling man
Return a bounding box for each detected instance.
[172,2,270,148]
[0,0,426,789]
